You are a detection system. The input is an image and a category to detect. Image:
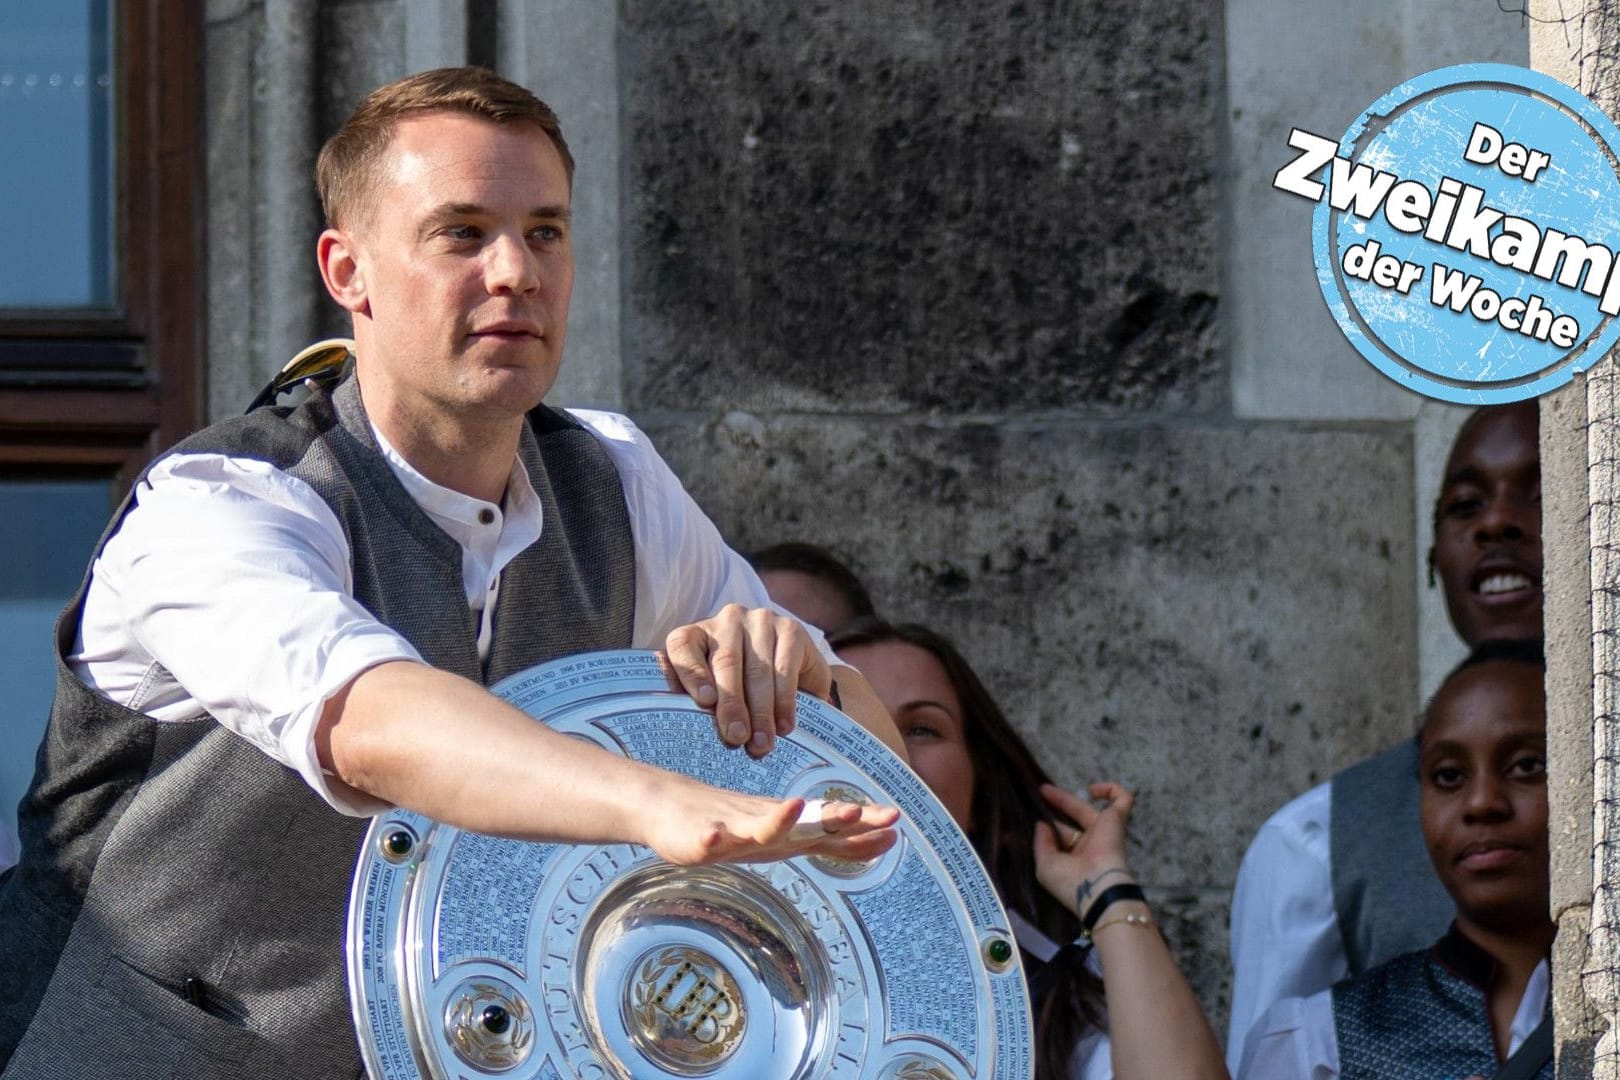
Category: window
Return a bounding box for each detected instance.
[0,0,202,484]
[0,0,201,851]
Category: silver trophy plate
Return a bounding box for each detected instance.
[348,650,1033,1079]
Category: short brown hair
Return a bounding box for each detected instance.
[316,66,574,228]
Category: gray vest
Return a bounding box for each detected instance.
[1330,737,1455,973]
[0,378,635,1079]
[1331,924,1552,1080]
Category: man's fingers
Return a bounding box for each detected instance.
[811,826,899,861]
[777,624,830,736]
[671,791,903,866]
[817,800,900,834]
[663,627,718,708]
[705,612,754,748]
[743,608,778,757]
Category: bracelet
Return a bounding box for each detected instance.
[1080,883,1147,936]
[1072,867,1132,914]
[1089,911,1155,938]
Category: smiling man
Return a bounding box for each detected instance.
[0,68,901,1079]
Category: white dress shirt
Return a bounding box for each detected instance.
[69,408,833,818]
[1237,958,1549,1079]
[1227,782,1344,1072]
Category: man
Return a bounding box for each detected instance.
[0,68,902,1078]
[749,540,877,633]
[1226,401,1541,1069]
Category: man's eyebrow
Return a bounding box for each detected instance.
[1440,466,1484,489]
[1440,461,1540,490]
[417,203,572,236]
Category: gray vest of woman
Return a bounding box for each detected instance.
[0,377,636,1079]
[1330,737,1454,973]
[1332,925,1552,1079]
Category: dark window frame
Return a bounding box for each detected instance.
[0,0,203,496]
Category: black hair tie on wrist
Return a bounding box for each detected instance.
[1080,883,1147,936]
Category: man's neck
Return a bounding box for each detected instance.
[359,384,523,504]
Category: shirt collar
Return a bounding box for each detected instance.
[369,421,543,549]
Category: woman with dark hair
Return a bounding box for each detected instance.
[829,619,1228,1080]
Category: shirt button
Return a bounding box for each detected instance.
[478,508,495,525]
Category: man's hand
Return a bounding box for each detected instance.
[640,780,901,866]
[663,604,831,758]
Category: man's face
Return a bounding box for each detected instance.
[1433,403,1541,646]
[339,112,574,425]
[1419,660,1547,932]
[760,569,858,634]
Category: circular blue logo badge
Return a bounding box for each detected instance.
[1298,64,1620,403]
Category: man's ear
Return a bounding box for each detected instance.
[318,228,369,315]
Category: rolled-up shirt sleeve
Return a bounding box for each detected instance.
[74,454,424,815]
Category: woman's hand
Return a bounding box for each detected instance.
[1032,780,1137,920]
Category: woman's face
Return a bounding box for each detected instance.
[837,640,977,831]
[1419,658,1548,931]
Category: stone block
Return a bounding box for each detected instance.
[622,1,1221,416]
[319,1,407,129]
[641,414,1419,889]
[502,0,624,410]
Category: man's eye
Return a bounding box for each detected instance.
[1510,755,1547,779]
[1441,495,1482,518]
[1429,766,1464,788]
[529,224,565,243]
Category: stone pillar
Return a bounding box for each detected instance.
[1532,2,1620,1074]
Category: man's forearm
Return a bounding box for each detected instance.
[314,659,903,869]
[317,660,662,844]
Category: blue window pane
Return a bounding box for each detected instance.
[0,477,114,858]
[0,0,115,309]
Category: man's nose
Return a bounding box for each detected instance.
[484,233,540,294]
[1473,491,1534,544]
